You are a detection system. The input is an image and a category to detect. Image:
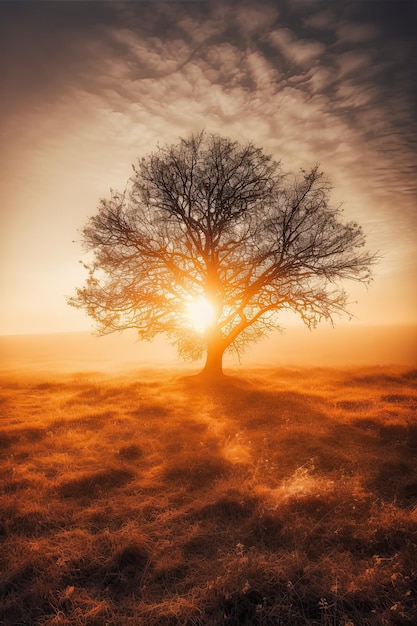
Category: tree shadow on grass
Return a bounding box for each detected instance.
[0,427,46,449]
[317,418,417,508]
[182,372,417,509]
[69,542,151,600]
[162,455,234,490]
[180,373,330,426]
[58,467,135,500]
[49,413,113,432]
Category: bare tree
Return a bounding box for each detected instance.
[69,132,377,377]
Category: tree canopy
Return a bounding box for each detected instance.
[69,131,377,376]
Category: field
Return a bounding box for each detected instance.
[1,363,416,625]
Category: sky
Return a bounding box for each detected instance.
[0,0,416,341]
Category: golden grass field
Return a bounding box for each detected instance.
[0,335,416,625]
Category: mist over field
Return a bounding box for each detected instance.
[1,324,416,376]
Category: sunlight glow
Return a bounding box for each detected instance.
[186,296,215,332]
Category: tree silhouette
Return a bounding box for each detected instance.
[69,132,377,377]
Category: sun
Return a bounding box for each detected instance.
[186,296,215,332]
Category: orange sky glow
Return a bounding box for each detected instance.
[0,0,416,366]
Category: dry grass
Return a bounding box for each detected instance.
[0,365,416,625]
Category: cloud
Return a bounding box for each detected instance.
[245,50,280,91]
[336,50,370,78]
[234,2,279,37]
[335,80,376,108]
[302,9,336,31]
[268,28,326,66]
[336,22,379,44]
[204,43,245,85]
[305,66,334,94]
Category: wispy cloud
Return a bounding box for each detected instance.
[268,28,326,66]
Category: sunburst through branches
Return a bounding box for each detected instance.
[186,296,215,333]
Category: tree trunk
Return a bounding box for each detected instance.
[201,336,225,378]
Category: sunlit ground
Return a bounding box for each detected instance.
[0,333,416,625]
